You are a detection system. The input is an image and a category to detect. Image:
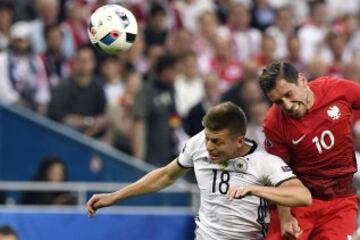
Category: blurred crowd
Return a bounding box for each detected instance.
[1,0,360,181]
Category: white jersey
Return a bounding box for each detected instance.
[177,131,296,240]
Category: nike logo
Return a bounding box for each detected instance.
[292,135,306,144]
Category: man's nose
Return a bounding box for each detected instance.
[282,98,292,111]
[206,141,215,151]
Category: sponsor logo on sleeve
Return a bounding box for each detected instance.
[264,138,273,148]
[281,166,292,172]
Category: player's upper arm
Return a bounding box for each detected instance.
[260,153,296,186]
[276,178,303,188]
[263,107,291,161]
[164,159,189,181]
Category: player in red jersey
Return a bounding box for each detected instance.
[259,62,360,239]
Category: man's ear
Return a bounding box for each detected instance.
[237,135,245,147]
[298,73,308,87]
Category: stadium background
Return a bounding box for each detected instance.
[1,0,360,239]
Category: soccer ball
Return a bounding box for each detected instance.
[87,4,138,54]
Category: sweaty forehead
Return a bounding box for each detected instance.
[267,79,294,100]
[204,128,229,140]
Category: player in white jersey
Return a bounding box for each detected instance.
[87,102,311,240]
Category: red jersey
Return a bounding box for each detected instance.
[263,77,360,199]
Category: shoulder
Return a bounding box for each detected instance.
[310,76,359,98]
[251,148,282,162]
[264,105,283,128]
[183,130,205,152]
[310,76,352,91]
[179,130,206,160]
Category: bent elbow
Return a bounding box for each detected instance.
[300,190,312,206]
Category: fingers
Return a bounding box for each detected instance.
[87,195,99,218]
[292,224,303,238]
[227,186,247,200]
[282,223,302,240]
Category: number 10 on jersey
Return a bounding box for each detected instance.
[312,130,335,154]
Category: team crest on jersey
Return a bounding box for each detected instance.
[327,105,341,120]
[232,159,248,173]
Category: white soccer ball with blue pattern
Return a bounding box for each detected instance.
[87,4,138,54]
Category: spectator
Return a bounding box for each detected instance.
[100,55,125,106]
[40,23,73,90]
[144,3,168,47]
[285,34,308,75]
[194,10,228,75]
[0,0,14,51]
[174,0,214,32]
[30,0,75,58]
[246,100,269,145]
[266,5,295,59]
[298,0,330,64]
[0,225,17,240]
[325,30,347,77]
[103,70,142,153]
[174,51,204,117]
[184,73,221,136]
[222,79,265,117]
[209,34,243,91]
[228,2,262,62]
[165,28,194,55]
[20,155,76,205]
[0,21,50,113]
[251,0,275,31]
[342,14,360,64]
[119,32,148,75]
[253,33,277,70]
[62,0,88,49]
[47,45,107,138]
[132,54,184,166]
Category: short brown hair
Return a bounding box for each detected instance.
[0,225,17,237]
[202,102,247,136]
[259,62,299,94]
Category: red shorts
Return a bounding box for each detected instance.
[265,195,358,240]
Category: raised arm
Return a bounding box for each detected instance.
[87,159,189,217]
[227,178,312,207]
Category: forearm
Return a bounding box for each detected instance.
[113,167,177,202]
[277,205,292,222]
[250,185,311,207]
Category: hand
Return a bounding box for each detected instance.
[87,193,117,218]
[227,186,252,200]
[280,214,302,240]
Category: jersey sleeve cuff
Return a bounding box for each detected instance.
[275,176,298,187]
[176,158,193,169]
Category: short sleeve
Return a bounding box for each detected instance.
[177,131,205,168]
[260,154,296,186]
[177,142,194,168]
[336,79,360,110]
[263,108,291,161]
